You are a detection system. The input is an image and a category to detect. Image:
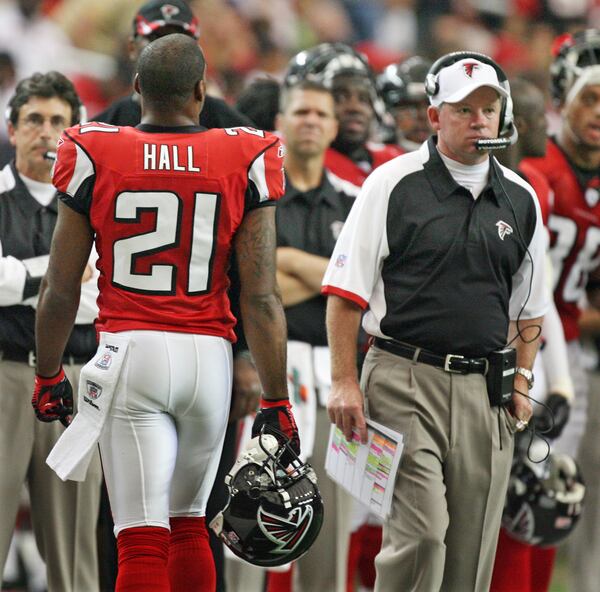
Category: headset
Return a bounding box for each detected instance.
[425,51,517,150]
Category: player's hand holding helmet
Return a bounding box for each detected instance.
[252,397,300,463]
[32,367,73,427]
[533,393,570,439]
[210,430,323,567]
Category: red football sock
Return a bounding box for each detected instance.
[347,529,363,592]
[358,524,382,588]
[266,566,293,592]
[116,526,170,592]
[490,528,532,592]
[168,517,216,592]
[531,545,557,592]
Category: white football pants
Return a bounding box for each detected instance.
[98,330,232,535]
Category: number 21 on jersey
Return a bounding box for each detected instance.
[112,190,219,295]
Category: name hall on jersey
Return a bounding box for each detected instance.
[143,143,200,172]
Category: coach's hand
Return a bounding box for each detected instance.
[510,373,533,432]
[252,398,301,460]
[328,379,367,444]
[32,367,73,428]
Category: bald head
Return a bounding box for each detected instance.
[137,33,205,112]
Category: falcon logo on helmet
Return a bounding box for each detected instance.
[463,62,480,78]
[210,430,323,567]
[258,505,314,554]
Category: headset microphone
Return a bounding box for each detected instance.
[476,124,519,150]
[43,150,57,161]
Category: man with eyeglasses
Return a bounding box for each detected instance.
[0,71,102,591]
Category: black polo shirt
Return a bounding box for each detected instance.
[277,173,354,345]
[322,137,547,357]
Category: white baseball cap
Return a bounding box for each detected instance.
[429,58,509,107]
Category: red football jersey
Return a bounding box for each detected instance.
[519,160,550,225]
[325,141,402,193]
[524,139,600,340]
[53,123,285,341]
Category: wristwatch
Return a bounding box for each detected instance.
[515,366,534,389]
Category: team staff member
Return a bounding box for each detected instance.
[524,29,600,592]
[33,34,297,592]
[94,0,253,130]
[323,55,547,592]
[266,79,353,592]
[491,77,573,592]
[0,72,102,592]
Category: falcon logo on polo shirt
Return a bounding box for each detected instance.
[496,220,513,241]
[463,63,480,78]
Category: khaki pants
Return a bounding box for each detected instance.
[362,346,514,592]
[0,360,102,592]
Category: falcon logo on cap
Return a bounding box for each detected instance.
[160,4,180,20]
[463,62,480,78]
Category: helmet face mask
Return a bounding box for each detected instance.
[210,430,324,567]
[502,446,585,547]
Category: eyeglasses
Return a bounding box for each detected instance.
[18,113,68,131]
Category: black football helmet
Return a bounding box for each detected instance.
[376,56,432,110]
[502,442,585,547]
[284,42,374,89]
[209,430,323,567]
[551,29,600,104]
[283,42,385,120]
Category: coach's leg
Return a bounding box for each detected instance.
[29,363,102,592]
[0,361,35,576]
[365,348,450,592]
[295,405,338,592]
[443,373,513,592]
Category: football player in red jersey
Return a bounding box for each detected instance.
[524,30,600,592]
[491,78,574,592]
[33,34,299,592]
[284,43,402,197]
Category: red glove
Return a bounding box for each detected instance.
[32,367,73,428]
[252,398,301,460]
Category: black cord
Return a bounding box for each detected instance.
[495,171,543,346]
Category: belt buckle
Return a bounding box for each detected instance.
[444,354,464,373]
[28,351,36,368]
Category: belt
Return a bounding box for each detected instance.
[0,349,89,368]
[373,338,488,375]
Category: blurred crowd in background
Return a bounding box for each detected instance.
[1,0,600,168]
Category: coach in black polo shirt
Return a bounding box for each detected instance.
[274,79,353,592]
[323,54,547,592]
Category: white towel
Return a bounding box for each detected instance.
[47,332,130,481]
